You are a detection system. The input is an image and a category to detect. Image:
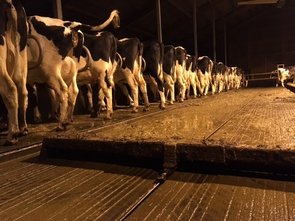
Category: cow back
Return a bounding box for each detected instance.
[117,37,141,72]
[163,45,175,75]
[84,31,117,63]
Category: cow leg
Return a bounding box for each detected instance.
[178,76,186,102]
[89,83,100,118]
[67,79,79,123]
[204,73,210,96]
[164,73,175,104]
[48,76,69,131]
[16,81,28,136]
[0,72,19,145]
[98,88,107,111]
[14,52,28,136]
[82,84,94,113]
[189,73,197,99]
[136,73,150,111]
[47,88,59,121]
[99,78,113,119]
[150,76,165,110]
[186,77,191,99]
[116,82,134,106]
[121,68,139,113]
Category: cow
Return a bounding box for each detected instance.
[26,10,119,130]
[143,41,165,109]
[184,54,198,99]
[211,62,226,94]
[196,56,213,96]
[174,46,187,102]
[163,45,176,104]
[276,68,291,87]
[113,37,150,112]
[0,0,28,145]
[76,31,121,119]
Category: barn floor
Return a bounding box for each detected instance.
[2,87,295,220]
[40,87,295,175]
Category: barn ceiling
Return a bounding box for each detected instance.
[20,0,293,57]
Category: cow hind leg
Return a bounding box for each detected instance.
[99,78,113,120]
[0,73,19,145]
[164,73,175,105]
[16,81,28,136]
[67,80,79,123]
[151,76,165,110]
[48,77,69,131]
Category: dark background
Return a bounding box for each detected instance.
[20,0,295,74]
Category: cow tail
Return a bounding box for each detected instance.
[138,42,144,72]
[78,46,93,73]
[90,10,120,32]
[159,42,164,76]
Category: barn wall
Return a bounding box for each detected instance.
[228,6,295,74]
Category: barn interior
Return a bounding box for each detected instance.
[2,1,295,219]
[21,0,295,75]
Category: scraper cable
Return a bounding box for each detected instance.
[118,168,174,221]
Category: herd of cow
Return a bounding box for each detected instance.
[0,0,247,146]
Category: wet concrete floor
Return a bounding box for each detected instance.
[2,87,295,220]
[42,87,295,174]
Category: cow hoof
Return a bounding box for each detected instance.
[4,138,18,146]
[100,107,107,112]
[168,101,174,105]
[55,125,67,132]
[143,106,150,112]
[132,108,139,113]
[106,112,113,120]
[19,128,28,137]
[159,104,165,110]
[179,99,184,103]
[5,133,18,146]
[33,117,42,124]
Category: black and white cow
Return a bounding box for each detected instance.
[0,0,28,145]
[276,66,295,87]
[185,54,198,99]
[163,45,176,104]
[114,37,149,112]
[174,46,187,102]
[77,31,120,119]
[143,41,165,109]
[27,16,84,130]
[196,56,213,96]
[211,62,226,94]
[26,10,119,129]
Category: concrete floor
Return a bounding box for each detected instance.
[1,152,295,221]
[42,87,295,174]
[1,87,295,220]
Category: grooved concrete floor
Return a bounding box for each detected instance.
[42,87,295,173]
[1,153,295,220]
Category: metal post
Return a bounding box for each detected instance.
[193,0,198,57]
[53,0,63,19]
[212,8,216,63]
[156,0,163,43]
[223,21,227,65]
